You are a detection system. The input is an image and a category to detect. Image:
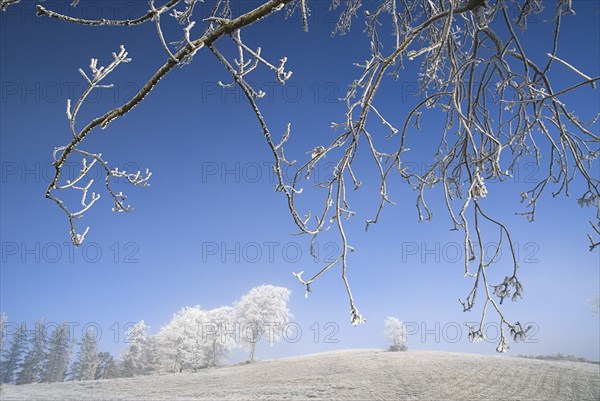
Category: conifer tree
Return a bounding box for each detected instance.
[0,323,27,384]
[72,328,100,381]
[121,321,150,377]
[17,319,49,384]
[95,352,117,380]
[43,323,72,383]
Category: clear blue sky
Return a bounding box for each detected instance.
[1,0,598,361]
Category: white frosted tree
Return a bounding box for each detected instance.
[234,285,291,362]
[205,306,236,367]
[384,317,407,352]
[43,323,72,383]
[95,352,118,380]
[120,321,150,377]
[0,313,7,355]
[17,319,48,384]
[72,328,100,381]
[138,336,161,375]
[0,323,27,384]
[155,306,210,372]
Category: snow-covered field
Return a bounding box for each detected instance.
[2,349,599,400]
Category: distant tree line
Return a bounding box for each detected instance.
[516,353,599,365]
[0,285,291,384]
[0,317,117,385]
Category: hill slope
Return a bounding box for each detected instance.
[2,349,599,400]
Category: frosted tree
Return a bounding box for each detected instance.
[384,317,407,352]
[95,352,118,380]
[234,285,291,362]
[205,306,236,367]
[0,323,27,384]
[72,328,100,381]
[0,313,7,356]
[155,306,210,372]
[43,323,73,383]
[137,336,161,375]
[120,321,150,377]
[2,0,599,353]
[16,319,49,384]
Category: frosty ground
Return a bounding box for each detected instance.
[2,349,599,400]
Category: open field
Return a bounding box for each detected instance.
[2,349,599,400]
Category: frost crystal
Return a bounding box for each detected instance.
[471,171,488,200]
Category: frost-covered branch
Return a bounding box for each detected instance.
[43,0,294,245]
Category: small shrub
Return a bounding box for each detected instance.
[388,344,408,352]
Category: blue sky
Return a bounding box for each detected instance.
[1,0,599,361]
